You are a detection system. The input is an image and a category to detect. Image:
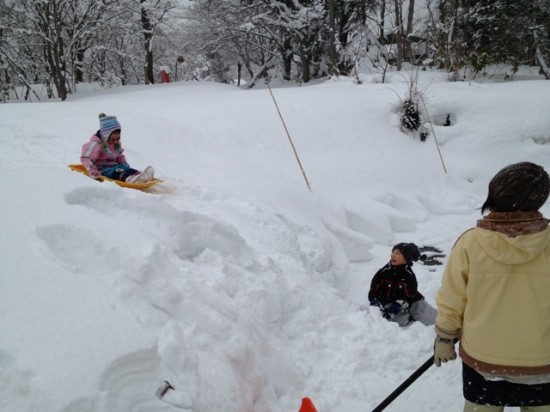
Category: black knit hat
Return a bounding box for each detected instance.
[392,243,421,265]
[481,162,550,213]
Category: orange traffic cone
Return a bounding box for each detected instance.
[298,397,318,412]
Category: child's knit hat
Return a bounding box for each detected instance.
[481,162,550,213]
[393,243,422,265]
[99,113,121,140]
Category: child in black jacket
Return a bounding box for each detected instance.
[368,242,437,326]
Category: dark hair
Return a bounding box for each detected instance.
[481,162,550,213]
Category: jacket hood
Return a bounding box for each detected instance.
[473,226,550,265]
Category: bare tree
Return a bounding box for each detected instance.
[404,0,415,62]
[327,0,337,75]
[393,0,404,70]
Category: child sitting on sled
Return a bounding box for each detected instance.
[81,113,155,183]
[368,242,437,326]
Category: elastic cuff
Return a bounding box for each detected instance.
[435,324,460,340]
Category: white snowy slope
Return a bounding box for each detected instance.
[1,71,549,412]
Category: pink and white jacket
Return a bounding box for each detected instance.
[81,133,128,175]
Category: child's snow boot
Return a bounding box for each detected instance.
[140,166,154,182]
[126,166,154,183]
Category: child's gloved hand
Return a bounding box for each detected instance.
[89,169,101,179]
[384,300,409,315]
[369,298,382,308]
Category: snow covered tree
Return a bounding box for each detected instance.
[0,0,178,100]
[470,0,550,76]
[2,0,546,101]
[0,0,41,100]
[429,0,550,78]
[181,0,380,85]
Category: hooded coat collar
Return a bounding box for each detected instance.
[476,211,549,238]
[474,211,550,265]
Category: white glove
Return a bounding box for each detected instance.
[433,325,459,367]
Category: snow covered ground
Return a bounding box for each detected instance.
[1,70,549,412]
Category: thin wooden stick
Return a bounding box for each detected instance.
[420,96,448,174]
[267,83,312,191]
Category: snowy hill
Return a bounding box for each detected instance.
[1,72,549,412]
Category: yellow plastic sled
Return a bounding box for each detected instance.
[68,164,162,190]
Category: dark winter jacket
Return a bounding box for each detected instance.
[368,262,424,309]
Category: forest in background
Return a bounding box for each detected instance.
[1,0,549,101]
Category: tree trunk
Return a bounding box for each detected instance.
[74,48,85,83]
[379,0,386,44]
[40,1,68,100]
[237,61,242,86]
[281,37,293,81]
[533,28,550,80]
[300,36,311,83]
[404,0,415,62]
[394,0,404,70]
[535,46,550,79]
[301,54,311,83]
[141,0,155,84]
[327,0,337,76]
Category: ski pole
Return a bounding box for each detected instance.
[371,356,434,412]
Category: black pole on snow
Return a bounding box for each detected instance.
[371,356,434,412]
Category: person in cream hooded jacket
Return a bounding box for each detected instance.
[434,162,550,412]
